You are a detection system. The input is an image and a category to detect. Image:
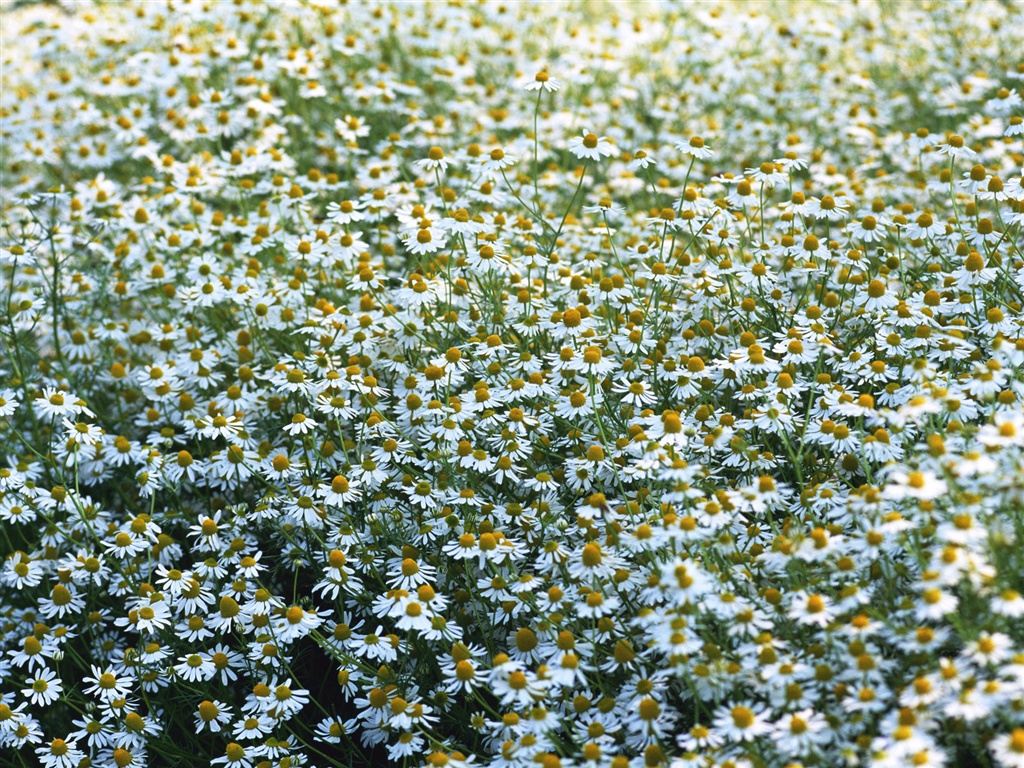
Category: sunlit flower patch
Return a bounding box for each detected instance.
[2,2,1024,767]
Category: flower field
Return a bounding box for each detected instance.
[2,1,1024,766]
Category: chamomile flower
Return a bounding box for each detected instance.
[82,666,133,702]
[416,146,449,174]
[35,738,86,768]
[480,147,517,177]
[195,700,233,733]
[21,668,63,706]
[568,131,614,161]
[936,134,976,158]
[712,704,772,741]
[0,389,19,417]
[524,71,560,92]
[677,136,715,159]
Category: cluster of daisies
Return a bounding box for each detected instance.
[2,1,1024,767]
